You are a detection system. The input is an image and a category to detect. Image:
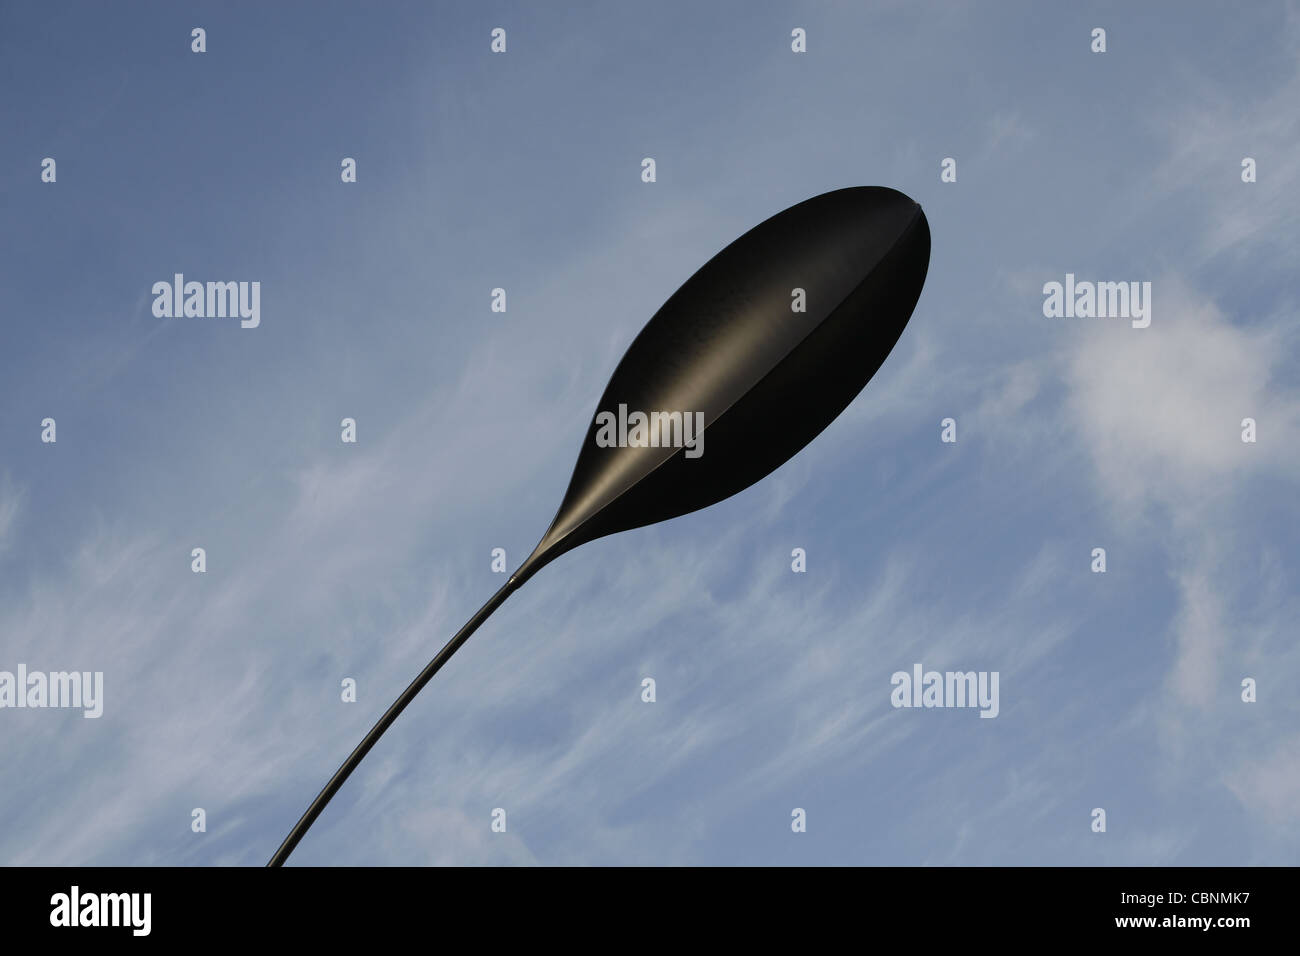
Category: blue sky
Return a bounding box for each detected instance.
[1,0,1297,865]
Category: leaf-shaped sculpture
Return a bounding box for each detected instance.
[514,185,930,583]
[268,185,930,865]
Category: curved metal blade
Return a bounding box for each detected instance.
[513,185,931,584]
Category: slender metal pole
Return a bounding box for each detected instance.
[267,575,522,867]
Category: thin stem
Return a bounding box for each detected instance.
[267,575,521,867]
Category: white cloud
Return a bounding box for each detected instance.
[1066,277,1299,513]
